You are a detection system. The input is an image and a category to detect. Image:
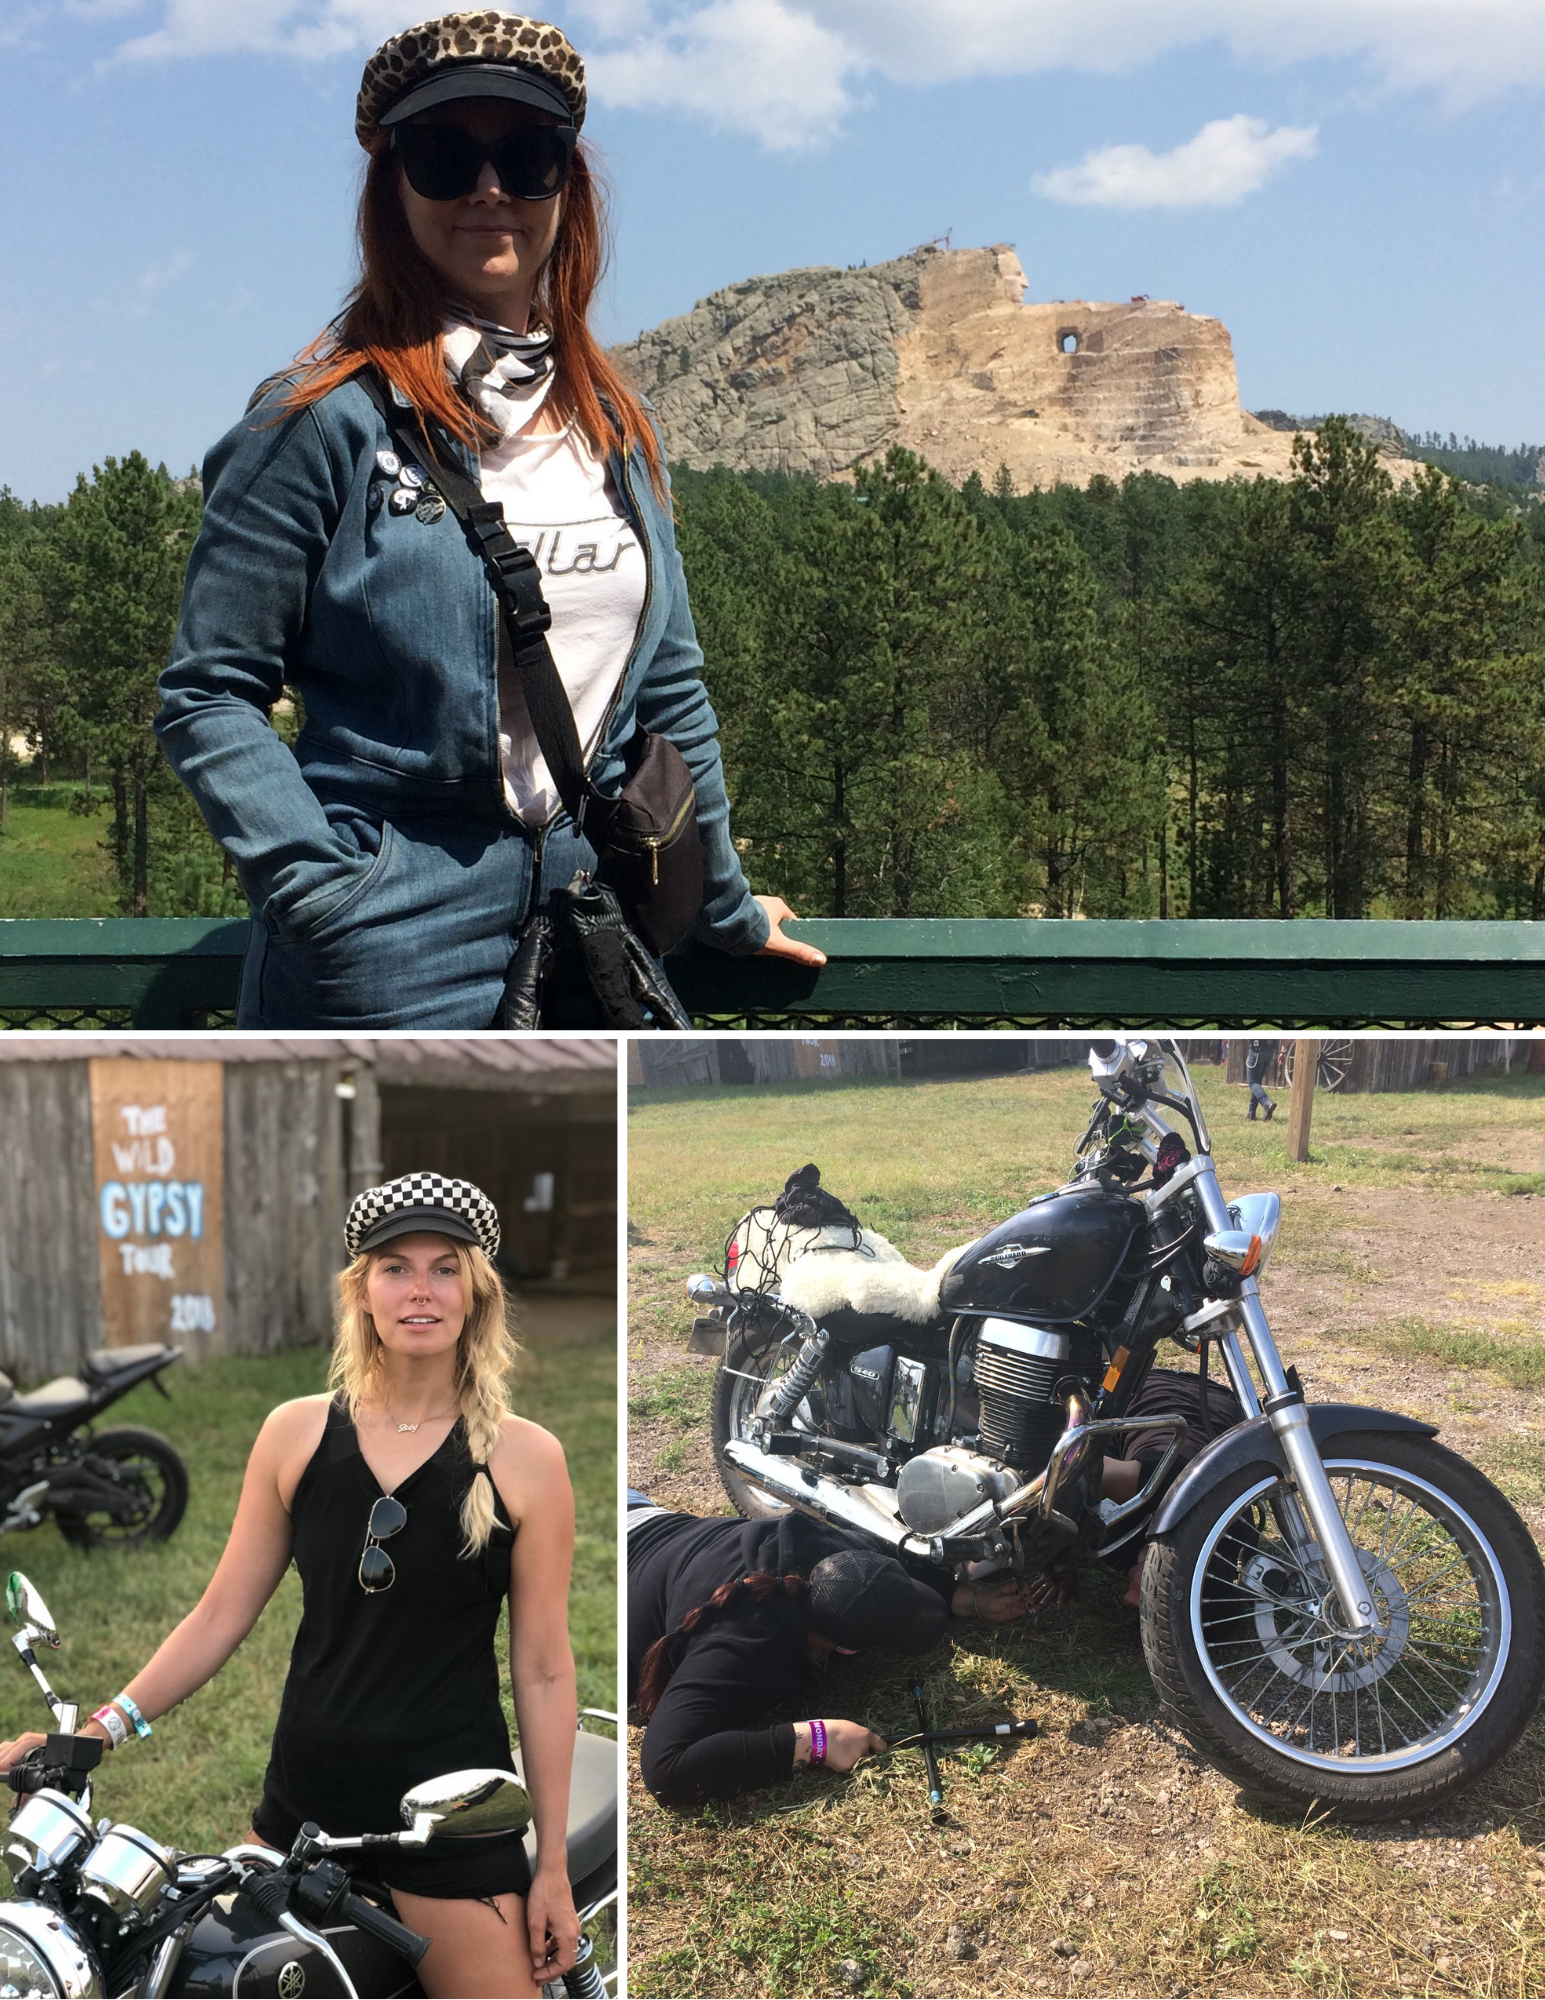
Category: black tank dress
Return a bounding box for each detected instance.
[253,1400,531,1898]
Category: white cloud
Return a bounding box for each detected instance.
[92,250,194,324]
[90,0,1545,143]
[808,0,1545,107]
[590,0,851,148]
[112,0,416,63]
[1033,114,1317,209]
[0,3,45,48]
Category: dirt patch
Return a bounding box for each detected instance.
[628,1175,1545,1997]
[1352,1124,1545,1177]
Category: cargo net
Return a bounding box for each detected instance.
[722,1164,863,1299]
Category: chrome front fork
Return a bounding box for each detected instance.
[1191,1160,1379,1637]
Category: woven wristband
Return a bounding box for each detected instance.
[112,1693,152,1740]
[91,1705,129,1750]
[809,1718,827,1766]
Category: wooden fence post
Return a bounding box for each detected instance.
[1288,1040,1318,1163]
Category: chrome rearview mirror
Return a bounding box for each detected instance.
[7,1574,58,1647]
[398,1769,532,1847]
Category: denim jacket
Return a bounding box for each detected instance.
[156,375,769,955]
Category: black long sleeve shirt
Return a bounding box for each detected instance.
[628,1511,951,1808]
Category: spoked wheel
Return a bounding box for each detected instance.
[1142,1431,1545,1819]
[55,1427,189,1550]
[710,1321,809,1520]
[1283,1039,1356,1093]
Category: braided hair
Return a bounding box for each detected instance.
[635,1571,807,1717]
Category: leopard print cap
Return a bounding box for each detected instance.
[356,11,587,145]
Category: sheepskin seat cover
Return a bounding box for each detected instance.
[776,1226,979,1324]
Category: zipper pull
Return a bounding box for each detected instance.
[644,835,660,887]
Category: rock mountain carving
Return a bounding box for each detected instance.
[616,244,1392,489]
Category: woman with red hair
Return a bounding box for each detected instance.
[157,12,818,1028]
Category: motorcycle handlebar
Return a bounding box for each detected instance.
[339,1891,430,1967]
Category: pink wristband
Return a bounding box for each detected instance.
[808,1718,827,1766]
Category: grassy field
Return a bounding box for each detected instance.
[0,1321,615,1870]
[627,1058,1545,1999]
[0,794,116,917]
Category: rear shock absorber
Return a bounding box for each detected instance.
[563,1932,608,1998]
[766,1325,831,1421]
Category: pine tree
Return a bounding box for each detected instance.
[52,455,202,915]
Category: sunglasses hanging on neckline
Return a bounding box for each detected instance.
[359,1493,408,1593]
[392,122,576,203]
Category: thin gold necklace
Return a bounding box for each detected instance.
[385,1403,459,1435]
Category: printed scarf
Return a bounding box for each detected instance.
[443,312,556,438]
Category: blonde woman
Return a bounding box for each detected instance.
[0,1173,578,2000]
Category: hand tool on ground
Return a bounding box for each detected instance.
[913,1681,945,1820]
[882,1719,1039,1751]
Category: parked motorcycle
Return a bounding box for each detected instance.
[0,1573,618,1997]
[687,1037,1545,1820]
[0,1345,187,1550]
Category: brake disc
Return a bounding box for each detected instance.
[1242,1546,1411,1693]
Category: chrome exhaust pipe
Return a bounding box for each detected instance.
[721,1441,912,1550]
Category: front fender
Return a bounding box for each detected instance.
[1149,1403,1439,1538]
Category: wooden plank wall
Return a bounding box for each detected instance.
[1345,1039,1525,1092]
[379,1086,616,1283]
[222,1059,348,1355]
[0,1060,102,1384]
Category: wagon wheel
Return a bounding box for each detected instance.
[1282,1039,1355,1093]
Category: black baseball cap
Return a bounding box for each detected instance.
[806,1550,946,1654]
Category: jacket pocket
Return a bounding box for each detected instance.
[266,813,397,945]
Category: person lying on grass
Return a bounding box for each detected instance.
[627,1501,1032,1806]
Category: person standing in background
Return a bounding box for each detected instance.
[1246,1039,1277,1120]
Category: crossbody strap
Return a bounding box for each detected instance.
[356,368,611,840]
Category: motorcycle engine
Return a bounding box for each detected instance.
[971,1318,1076,1471]
[895,1447,1021,1536]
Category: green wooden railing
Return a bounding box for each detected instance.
[1,917,1540,1028]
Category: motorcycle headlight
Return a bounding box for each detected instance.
[0,1925,63,1997]
[0,1906,101,1998]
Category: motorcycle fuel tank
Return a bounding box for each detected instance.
[172,1892,415,1998]
[939,1187,1142,1323]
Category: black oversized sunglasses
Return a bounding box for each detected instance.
[392,122,576,203]
[359,1494,408,1593]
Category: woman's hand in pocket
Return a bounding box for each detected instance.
[754,896,826,967]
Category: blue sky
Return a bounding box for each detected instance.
[3,0,1543,502]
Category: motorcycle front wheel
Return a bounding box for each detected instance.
[56,1426,190,1549]
[710,1321,797,1521]
[1141,1431,1545,1820]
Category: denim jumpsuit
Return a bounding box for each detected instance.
[156,376,768,1028]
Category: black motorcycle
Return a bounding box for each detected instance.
[0,1574,618,1997]
[688,1037,1545,1821]
[0,1345,187,1550]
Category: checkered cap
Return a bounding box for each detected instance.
[345,1173,501,1259]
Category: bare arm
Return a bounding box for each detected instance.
[114,1403,303,1723]
[495,1419,579,1979]
[0,1401,312,1768]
